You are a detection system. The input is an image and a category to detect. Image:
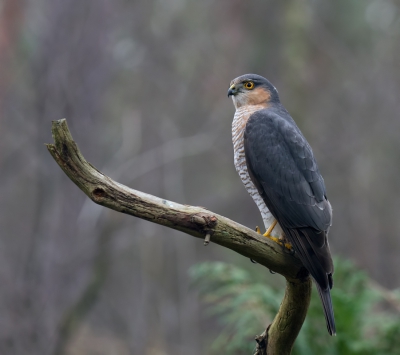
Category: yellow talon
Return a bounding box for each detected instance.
[284,243,293,250]
[257,220,293,251]
[263,219,277,238]
[268,236,281,243]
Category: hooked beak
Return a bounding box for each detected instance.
[227,84,236,97]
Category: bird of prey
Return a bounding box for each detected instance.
[228,74,335,335]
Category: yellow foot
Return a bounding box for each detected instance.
[256,220,293,251]
[263,219,278,238]
[271,237,293,251]
[282,242,293,251]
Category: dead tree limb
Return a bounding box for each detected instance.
[46,118,311,355]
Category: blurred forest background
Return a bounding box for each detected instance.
[1,0,400,354]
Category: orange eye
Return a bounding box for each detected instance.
[244,82,254,90]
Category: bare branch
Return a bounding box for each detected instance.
[46,119,311,354]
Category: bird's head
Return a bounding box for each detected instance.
[228,74,280,109]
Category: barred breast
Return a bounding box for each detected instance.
[232,105,283,237]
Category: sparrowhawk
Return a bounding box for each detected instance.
[228,74,335,335]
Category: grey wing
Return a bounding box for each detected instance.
[243,109,332,232]
[244,110,336,334]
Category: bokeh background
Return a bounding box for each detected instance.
[1,0,400,354]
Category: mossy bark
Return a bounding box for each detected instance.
[255,276,312,355]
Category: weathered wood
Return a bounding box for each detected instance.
[255,276,312,355]
[46,118,312,354]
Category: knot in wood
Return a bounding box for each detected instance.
[92,188,107,201]
[190,213,218,228]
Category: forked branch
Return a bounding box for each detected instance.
[46,119,311,355]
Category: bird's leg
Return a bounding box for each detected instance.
[257,221,293,251]
[256,221,280,243]
[263,220,284,244]
[263,219,278,238]
[279,233,294,252]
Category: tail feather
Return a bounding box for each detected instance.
[316,283,336,336]
[282,227,336,335]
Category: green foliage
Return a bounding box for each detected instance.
[189,258,400,355]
